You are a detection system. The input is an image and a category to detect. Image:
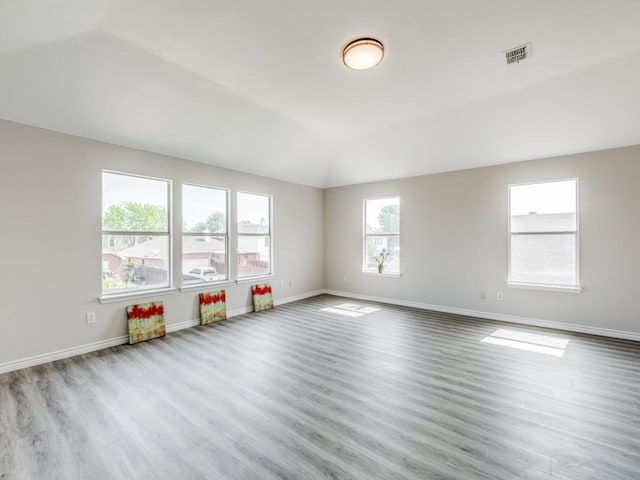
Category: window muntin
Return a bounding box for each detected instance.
[102,171,171,296]
[237,192,272,278]
[182,184,228,285]
[509,179,578,287]
[363,197,400,274]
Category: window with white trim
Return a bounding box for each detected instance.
[363,196,400,274]
[182,184,228,285]
[237,192,272,278]
[509,179,579,288]
[102,171,171,296]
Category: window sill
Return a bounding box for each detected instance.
[99,287,178,304]
[507,282,583,294]
[180,281,235,293]
[236,274,275,285]
[361,271,402,278]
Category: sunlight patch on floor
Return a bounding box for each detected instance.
[481,328,569,357]
[320,303,381,317]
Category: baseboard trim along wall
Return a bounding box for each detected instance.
[0,336,130,375]
[275,290,326,307]
[3,288,635,374]
[324,289,640,342]
[0,289,326,374]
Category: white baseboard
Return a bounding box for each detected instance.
[225,290,325,316]
[228,305,254,317]
[0,290,326,374]
[324,289,640,342]
[275,289,326,307]
[166,318,200,332]
[0,335,130,375]
[8,287,632,375]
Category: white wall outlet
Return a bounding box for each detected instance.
[480,290,486,300]
[86,312,96,324]
[497,292,504,301]
[279,280,284,288]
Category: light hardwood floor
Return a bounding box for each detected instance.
[1,295,639,479]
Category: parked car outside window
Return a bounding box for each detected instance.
[185,266,218,281]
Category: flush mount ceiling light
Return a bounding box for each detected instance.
[343,38,384,70]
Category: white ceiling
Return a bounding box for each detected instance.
[1,0,640,187]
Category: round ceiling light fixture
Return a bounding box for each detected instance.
[343,38,384,70]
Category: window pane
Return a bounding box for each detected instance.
[366,197,399,234]
[510,180,576,232]
[511,212,576,233]
[238,192,270,234]
[182,184,227,234]
[364,235,400,274]
[238,235,271,277]
[102,234,170,294]
[102,172,169,233]
[510,233,577,286]
[182,235,227,284]
[509,179,578,287]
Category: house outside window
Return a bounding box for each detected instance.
[182,184,228,285]
[363,196,400,274]
[102,171,171,296]
[509,179,579,289]
[237,192,272,278]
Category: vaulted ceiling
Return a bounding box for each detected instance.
[2,1,640,187]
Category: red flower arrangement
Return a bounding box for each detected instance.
[252,284,272,296]
[128,302,164,320]
[200,290,226,305]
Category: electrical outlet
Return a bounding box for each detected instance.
[497,292,504,301]
[279,280,284,288]
[480,290,486,300]
[86,312,96,324]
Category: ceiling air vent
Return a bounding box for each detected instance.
[504,43,531,65]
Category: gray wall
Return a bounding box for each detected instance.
[2,118,639,367]
[0,120,324,365]
[324,147,640,336]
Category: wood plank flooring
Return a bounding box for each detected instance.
[1,294,639,479]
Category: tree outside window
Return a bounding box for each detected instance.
[102,171,171,296]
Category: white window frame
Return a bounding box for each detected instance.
[508,178,581,292]
[181,183,230,286]
[101,170,173,298]
[363,195,400,276]
[236,191,273,279]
